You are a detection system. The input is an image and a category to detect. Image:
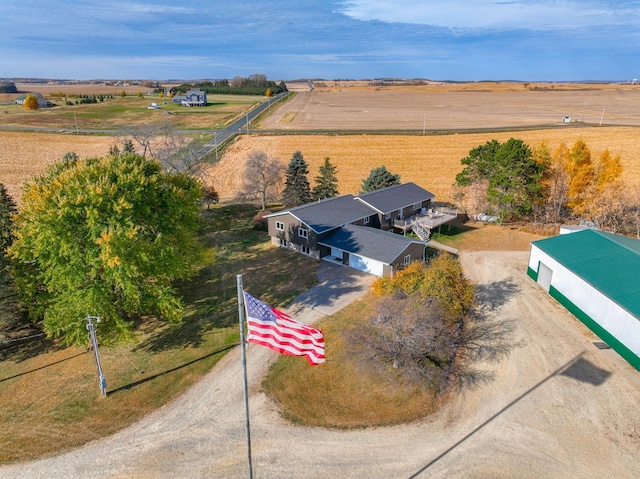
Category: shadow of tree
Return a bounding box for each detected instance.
[474,278,520,312]
[133,204,319,353]
[453,278,524,390]
[0,326,65,363]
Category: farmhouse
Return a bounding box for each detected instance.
[172,88,207,106]
[14,93,50,108]
[266,182,456,276]
[528,229,640,370]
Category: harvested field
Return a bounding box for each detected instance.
[261,87,640,130]
[206,126,640,203]
[0,132,115,202]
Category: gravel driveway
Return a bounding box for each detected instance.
[2,253,639,479]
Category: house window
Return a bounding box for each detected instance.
[279,238,288,248]
[275,221,284,231]
[364,216,370,224]
[404,254,411,266]
[413,202,422,211]
[385,212,391,220]
[301,245,310,255]
[298,227,308,238]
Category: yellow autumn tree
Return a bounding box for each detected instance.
[565,139,594,215]
[23,94,39,110]
[594,149,623,191]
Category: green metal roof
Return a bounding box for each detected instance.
[531,229,640,319]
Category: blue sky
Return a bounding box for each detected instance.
[3,0,639,81]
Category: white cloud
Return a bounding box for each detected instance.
[339,0,640,30]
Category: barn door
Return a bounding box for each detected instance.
[537,262,553,291]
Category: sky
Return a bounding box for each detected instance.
[2,0,639,82]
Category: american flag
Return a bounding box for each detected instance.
[243,291,325,366]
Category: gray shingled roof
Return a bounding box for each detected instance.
[356,182,435,214]
[319,224,425,263]
[266,195,375,234]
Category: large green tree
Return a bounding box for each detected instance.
[10,153,206,345]
[282,151,312,207]
[312,156,339,200]
[360,165,401,193]
[455,138,544,218]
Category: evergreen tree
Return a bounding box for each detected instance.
[455,138,544,218]
[282,151,312,207]
[0,183,16,256]
[361,165,401,193]
[312,157,339,200]
[0,184,21,331]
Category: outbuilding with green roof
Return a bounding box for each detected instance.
[528,229,640,370]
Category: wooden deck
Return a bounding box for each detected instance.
[393,207,458,232]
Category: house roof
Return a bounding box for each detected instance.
[320,224,425,264]
[266,194,375,234]
[355,182,435,214]
[531,229,640,319]
[15,93,45,100]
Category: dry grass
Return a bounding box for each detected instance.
[263,297,438,428]
[206,126,640,203]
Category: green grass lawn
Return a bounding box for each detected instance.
[0,94,266,130]
[0,203,319,464]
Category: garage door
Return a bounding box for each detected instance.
[537,262,553,291]
[349,254,385,276]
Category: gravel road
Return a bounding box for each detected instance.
[2,252,639,479]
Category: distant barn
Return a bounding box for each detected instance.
[14,93,50,108]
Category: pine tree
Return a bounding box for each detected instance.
[0,184,16,258]
[361,165,401,193]
[312,157,339,200]
[282,151,312,207]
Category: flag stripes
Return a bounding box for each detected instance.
[243,291,325,365]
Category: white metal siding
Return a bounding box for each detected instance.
[530,245,640,357]
[349,254,385,277]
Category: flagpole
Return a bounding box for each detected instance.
[237,274,254,479]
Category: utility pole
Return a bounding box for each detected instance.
[85,316,107,395]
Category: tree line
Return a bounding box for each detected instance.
[454,137,640,236]
[170,74,288,96]
[237,149,402,212]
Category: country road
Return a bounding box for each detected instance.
[2,252,638,479]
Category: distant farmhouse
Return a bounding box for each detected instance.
[14,93,50,108]
[265,183,457,277]
[172,88,207,107]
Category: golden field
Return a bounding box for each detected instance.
[207,126,640,203]
[2,82,640,205]
[0,132,115,202]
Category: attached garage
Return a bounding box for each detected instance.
[320,224,426,277]
[528,229,640,370]
[349,253,385,277]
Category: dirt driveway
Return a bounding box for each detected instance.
[2,252,638,479]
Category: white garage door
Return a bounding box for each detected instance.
[537,262,553,291]
[350,254,385,276]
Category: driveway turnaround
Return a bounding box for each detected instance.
[2,254,638,479]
